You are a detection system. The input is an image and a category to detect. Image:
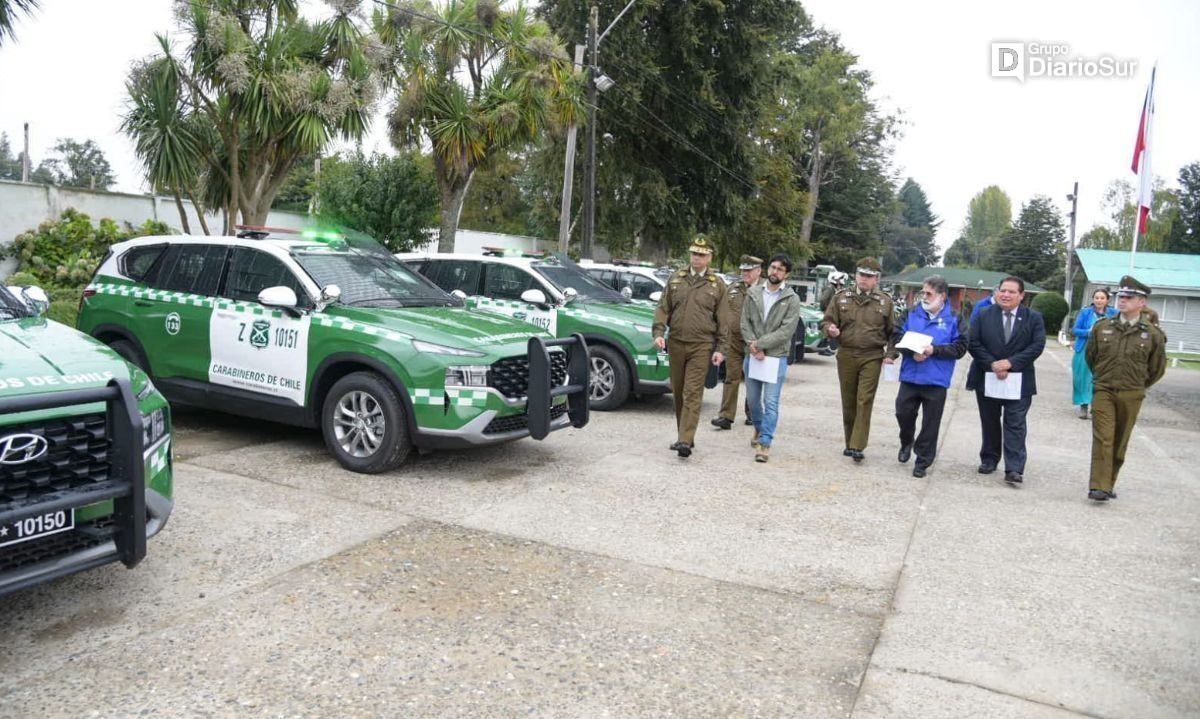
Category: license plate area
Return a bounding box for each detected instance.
[0,509,75,548]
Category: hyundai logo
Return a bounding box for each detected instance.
[0,433,49,465]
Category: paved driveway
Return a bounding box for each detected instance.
[3,347,1197,718]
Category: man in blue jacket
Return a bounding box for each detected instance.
[890,275,969,477]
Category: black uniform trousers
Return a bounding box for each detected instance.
[974,389,1032,474]
[895,381,948,469]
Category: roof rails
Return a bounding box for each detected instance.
[480,246,548,258]
[235,224,300,240]
[612,258,655,268]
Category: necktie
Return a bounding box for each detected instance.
[1003,312,1014,341]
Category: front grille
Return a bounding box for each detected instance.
[489,352,569,399]
[483,403,569,435]
[0,516,114,573]
[0,414,110,506]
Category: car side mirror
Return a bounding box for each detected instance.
[649,290,663,303]
[320,284,342,303]
[620,286,633,299]
[561,287,578,304]
[259,286,299,309]
[8,285,49,316]
[450,289,468,300]
[520,288,548,305]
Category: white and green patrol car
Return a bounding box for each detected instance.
[1,284,172,597]
[76,230,588,474]
[399,251,670,411]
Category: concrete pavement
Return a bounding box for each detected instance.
[2,344,1196,717]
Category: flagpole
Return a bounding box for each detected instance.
[1129,63,1156,275]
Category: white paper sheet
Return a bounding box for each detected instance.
[896,331,933,353]
[882,362,900,382]
[748,355,782,383]
[984,372,1023,400]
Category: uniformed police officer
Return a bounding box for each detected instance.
[1084,275,1167,502]
[821,257,895,462]
[652,235,729,458]
[711,254,763,430]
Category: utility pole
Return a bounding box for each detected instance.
[22,122,30,183]
[581,6,599,260]
[1064,181,1078,311]
[557,45,586,253]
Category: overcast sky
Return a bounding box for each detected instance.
[1,0,1197,257]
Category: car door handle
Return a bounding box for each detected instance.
[513,312,527,320]
[134,300,153,307]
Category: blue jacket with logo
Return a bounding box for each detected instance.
[1071,305,1117,353]
[892,303,969,388]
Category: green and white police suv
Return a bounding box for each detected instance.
[76,230,588,475]
[0,284,172,597]
[398,251,669,411]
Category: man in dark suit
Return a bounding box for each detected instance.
[967,276,1046,485]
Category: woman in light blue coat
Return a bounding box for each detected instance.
[1072,288,1117,419]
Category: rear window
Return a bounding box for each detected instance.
[119,244,167,282]
[155,244,228,296]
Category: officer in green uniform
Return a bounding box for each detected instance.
[652,235,729,457]
[821,257,895,462]
[1084,275,1167,502]
[711,254,763,430]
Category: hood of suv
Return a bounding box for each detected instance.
[0,318,132,400]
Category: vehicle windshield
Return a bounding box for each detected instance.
[291,239,460,308]
[532,254,628,303]
[0,286,34,320]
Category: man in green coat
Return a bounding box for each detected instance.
[740,254,802,462]
[1084,275,1167,502]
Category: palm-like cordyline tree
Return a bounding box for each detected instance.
[375,0,582,251]
[124,0,377,233]
[0,0,39,47]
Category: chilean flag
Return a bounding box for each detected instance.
[1130,66,1156,236]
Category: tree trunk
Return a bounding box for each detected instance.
[435,167,474,253]
[185,189,212,235]
[799,127,823,247]
[172,191,192,234]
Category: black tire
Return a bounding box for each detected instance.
[109,338,149,373]
[587,344,631,411]
[321,371,411,473]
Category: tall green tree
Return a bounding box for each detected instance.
[1078,178,1179,252]
[41,139,116,190]
[127,0,376,233]
[881,178,939,272]
[376,0,580,252]
[315,152,440,252]
[0,0,37,47]
[458,150,535,235]
[0,132,21,180]
[1168,161,1200,254]
[944,185,1012,267]
[537,0,806,261]
[985,195,1064,285]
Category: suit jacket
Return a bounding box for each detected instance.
[966,304,1046,397]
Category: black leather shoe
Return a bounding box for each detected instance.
[1106,490,1117,499]
[912,466,927,478]
[710,417,733,430]
[977,463,997,475]
[676,442,692,458]
[1088,489,1109,501]
[898,444,913,464]
[1004,471,1023,484]
[850,449,864,462]
[743,418,754,426]
[843,448,854,457]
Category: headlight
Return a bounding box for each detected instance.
[633,323,652,334]
[136,375,158,401]
[445,365,490,387]
[412,339,487,357]
[142,407,167,447]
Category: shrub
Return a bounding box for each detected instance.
[1031,291,1069,333]
[2,208,169,289]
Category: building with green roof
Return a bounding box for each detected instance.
[883,266,1047,315]
[1075,249,1200,352]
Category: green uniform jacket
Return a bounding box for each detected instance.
[653,268,730,353]
[741,284,802,358]
[723,279,759,345]
[1085,315,1167,393]
[821,288,895,356]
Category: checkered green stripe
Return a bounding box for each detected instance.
[145,437,171,475]
[92,283,214,308]
[314,315,411,342]
[408,387,490,407]
[474,298,529,310]
[559,308,633,329]
[635,353,668,366]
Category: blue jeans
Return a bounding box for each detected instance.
[744,355,789,447]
